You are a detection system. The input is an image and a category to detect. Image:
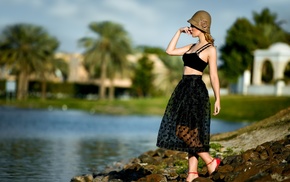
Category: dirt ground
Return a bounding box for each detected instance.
[211,106,290,153]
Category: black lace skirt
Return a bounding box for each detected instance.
[156,75,211,153]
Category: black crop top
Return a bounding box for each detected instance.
[182,43,211,72]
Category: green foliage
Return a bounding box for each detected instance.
[0,24,59,64]
[215,95,290,122]
[219,8,290,83]
[0,95,289,121]
[79,21,133,99]
[0,80,5,90]
[0,23,60,100]
[136,45,166,55]
[253,8,289,44]
[28,81,100,98]
[210,143,238,160]
[158,55,183,95]
[197,158,205,169]
[135,45,183,96]
[219,18,262,82]
[131,55,155,97]
[223,148,235,157]
[174,160,188,174]
[152,162,167,174]
[210,143,222,152]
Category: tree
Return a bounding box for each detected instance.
[253,8,289,45]
[219,8,290,83]
[0,23,60,100]
[131,55,154,97]
[79,21,132,100]
[219,18,264,82]
[158,54,183,95]
[37,57,68,100]
[136,46,183,95]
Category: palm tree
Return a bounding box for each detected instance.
[79,21,132,100]
[0,23,59,100]
[253,8,289,45]
[37,57,68,100]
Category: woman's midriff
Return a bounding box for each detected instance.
[183,66,203,75]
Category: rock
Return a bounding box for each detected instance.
[72,134,290,182]
[71,174,93,182]
[211,106,290,153]
[137,174,167,182]
[193,178,213,182]
[71,107,290,182]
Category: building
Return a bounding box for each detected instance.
[238,42,290,96]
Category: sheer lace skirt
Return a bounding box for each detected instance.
[156,75,211,153]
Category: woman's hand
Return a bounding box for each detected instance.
[166,27,192,56]
[179,26,191,35]
[213,100,221,116]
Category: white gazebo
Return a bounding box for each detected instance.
[239,42,290,96]
[252,42,290,85]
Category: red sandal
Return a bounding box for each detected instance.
[207,158,221,175]
[186,171,199,182]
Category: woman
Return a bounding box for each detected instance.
[156,10,221,181]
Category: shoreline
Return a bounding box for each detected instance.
[71,107,290,182]
[1,95,290,122]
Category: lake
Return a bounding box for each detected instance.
[0,107,249,182]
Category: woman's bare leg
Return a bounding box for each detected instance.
[197,152,217,174]
[186,153,199,181]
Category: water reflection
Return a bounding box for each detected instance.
[1,139,54,180]
[0,107,248,182]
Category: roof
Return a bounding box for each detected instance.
[254,42,290,57]
[268,42,290,53]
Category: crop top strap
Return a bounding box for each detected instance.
[196,43,211,55]
[185,43,196,53]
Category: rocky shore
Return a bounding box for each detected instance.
[71,107,290,182]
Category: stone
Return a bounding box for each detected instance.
[193,177,213,182]
[139,174,167,182]
[218,164,234,173]
[259,149,269,160]
[71,107,290,181]
[72,136,290,182]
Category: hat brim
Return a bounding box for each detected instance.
[187,19,209,33]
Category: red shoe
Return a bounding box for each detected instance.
[207,158,221,175]
[186,171,199,182]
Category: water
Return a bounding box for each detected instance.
[0,107,249,182]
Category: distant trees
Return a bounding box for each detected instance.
[253,8,289,44]
[79,21,132,100]
[131,55,154,97]
[157,53,183,95]
[0,23,65,100]
[135,46,183,96]
[219,8,290,84]
[2,8,289,100]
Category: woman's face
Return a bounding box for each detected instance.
[189,24,201,37]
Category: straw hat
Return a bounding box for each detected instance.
[187,10,211,33]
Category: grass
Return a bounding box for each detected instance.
[215,95,290,122]
[1,95,290,122]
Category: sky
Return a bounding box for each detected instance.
[1,0,290,54]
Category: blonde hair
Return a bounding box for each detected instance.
[204,32,214,46]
